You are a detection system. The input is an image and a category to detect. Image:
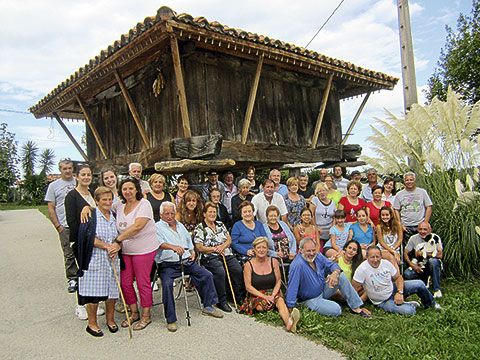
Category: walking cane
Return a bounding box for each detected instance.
[179,257,192,326]
[222,254,239,312]
[110,256,132,339]
[279,256,288,288]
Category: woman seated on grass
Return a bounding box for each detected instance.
[240,237,300,333]
[336,240,363,282]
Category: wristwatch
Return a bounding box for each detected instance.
[397,290,404,294]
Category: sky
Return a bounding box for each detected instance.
[0,0,473,173]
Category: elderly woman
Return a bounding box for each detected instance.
[99,168,119,205]
[146,173,174,223]
[65,164,98,320]
[176,189,203,236]
[284,177,306,230]
[263,205,296,262]
[324,175,342,205]
[209,188,232,229]
[231,178,254,224]
[240,237,300,333]
[246,166,260,194]
[77,186,121,337]
[115,177,159,331]
[366,185,392,227]
[231,201,272,260]
[338,180,366,223]
[194,202,245,312]
[312,182,336,250]
[173,175,189,206]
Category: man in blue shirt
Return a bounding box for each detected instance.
[286,238,370,317]
[156,202,223,332]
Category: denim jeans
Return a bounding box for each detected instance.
[404,258,442,291]
[304,273,363,317]
[377,279,435,315]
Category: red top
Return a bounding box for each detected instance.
[366,201,392,227]
[339,197,367,223]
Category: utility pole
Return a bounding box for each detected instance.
[397,0,420,171]
[397,0,418,111]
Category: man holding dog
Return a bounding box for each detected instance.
[156,202,223,332]
[353,246,440,315]
[403,222,443,298]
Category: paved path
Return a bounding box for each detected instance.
[0,210,344,360]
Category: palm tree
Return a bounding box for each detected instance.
[39,148,55,175]
[21,140,39,177]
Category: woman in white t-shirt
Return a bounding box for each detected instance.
[115,177,159,331]
[311,182,336,251]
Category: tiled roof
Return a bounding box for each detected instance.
[30,6,398,116]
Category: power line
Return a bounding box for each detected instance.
[305,0,346,49]
[0,108,31,114]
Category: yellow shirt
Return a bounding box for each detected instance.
[338,256,352,281]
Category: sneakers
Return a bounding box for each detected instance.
[433,290,443,299]
[152,282,159,292]
[167,322,177,332]
[434,302,442,311]
[75,305,88,320]
[201,306,224,318]
[97,307,105,316]
[406,301,421,309]
[67,280,77,293]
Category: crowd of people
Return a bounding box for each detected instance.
[45,160,443,337]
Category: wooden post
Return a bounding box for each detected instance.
[341,91,371,145]
[241,54,264,144]
[52,112,89,161]
[114,69,150,148]
[75,95,108,159]
[311,74,333,149]
[170,36,192,138]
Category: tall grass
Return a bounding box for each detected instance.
[423,171,480,278]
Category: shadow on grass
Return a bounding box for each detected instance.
[253,278,480,360]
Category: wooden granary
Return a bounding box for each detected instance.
[29,6,398,174]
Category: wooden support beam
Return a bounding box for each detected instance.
[241,54,264,144]
[52,112,89,161]
[114,69,150,148]
[341,91,371,145]
[170,36,192,138]
[311,74,334,149]
[75,95,108,160]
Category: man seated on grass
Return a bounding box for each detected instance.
[352,246,440,315]
[286,238,371,318]
[403,222,443,299]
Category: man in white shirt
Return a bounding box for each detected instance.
[129,162,151,194]
[333,166,349,195]
[44,159,78,292]
[352,246,439,315]
[251,179,288,224]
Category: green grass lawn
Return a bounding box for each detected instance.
[254,278,480,360]
[0,203,48,217]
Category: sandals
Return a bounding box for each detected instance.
[287,308,301,333]
[121,312,140,328]
[133,317,152,331]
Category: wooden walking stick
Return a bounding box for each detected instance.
[110,256,132,339]
[222,254,239,312]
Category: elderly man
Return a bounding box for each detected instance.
[361,168,382,202]
[353,246,439,315]
[129,162,151,194]
[156,202,223,332]
[45,158,78,293]
[286,238,370,317]
[269,168,288,196]
[222,171,238,215]
[393,172,433,242]
[403,222,443,298]
[251,179,288,224]
[200,170,226,202]
[311,168,329,192]
[349,170,362,182]
[333,166,349,195]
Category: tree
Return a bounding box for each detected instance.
[39,148,55,175]
[0,123,19,200]
[21,140,39,177]
[425,0,480,104]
